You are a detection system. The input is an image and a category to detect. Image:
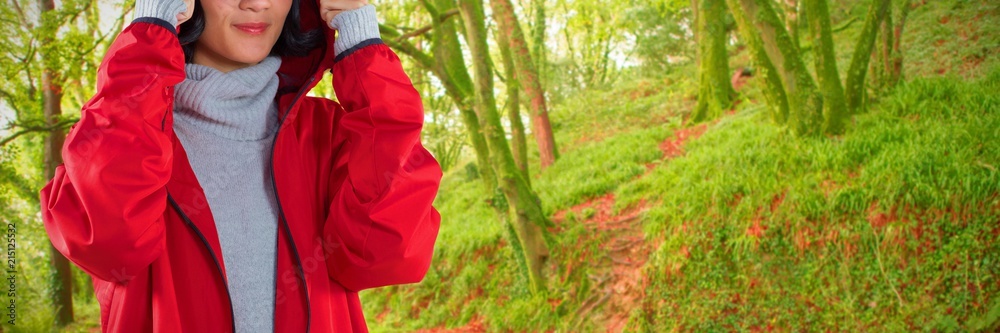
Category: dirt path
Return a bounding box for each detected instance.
[551,124,709,332]
[554,194,650,332]
[412,123,710,333]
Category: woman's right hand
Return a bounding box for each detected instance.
[134,0,191,28]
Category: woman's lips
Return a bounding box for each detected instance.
[234,23,269,35]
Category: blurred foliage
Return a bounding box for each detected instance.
[623,0,696,74]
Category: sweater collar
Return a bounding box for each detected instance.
[174,56,282,141]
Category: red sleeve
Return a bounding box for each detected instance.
[39,19,185,283]
[324,42,443,291]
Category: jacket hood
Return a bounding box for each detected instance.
[275,0,337,97]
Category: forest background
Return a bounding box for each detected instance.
[1,0,998,331]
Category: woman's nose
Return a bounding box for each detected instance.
[239,0,271,12]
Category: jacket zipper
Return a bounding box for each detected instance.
[166,75,319,332]
[166,194,238,333]
[269,75,318,333]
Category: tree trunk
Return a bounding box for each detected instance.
[845,0,890,113]
[39,0,74,325]
[427,0,496,191]
[490,0,559,169]
[692,0,735,122]
[498,32,530,178]
[871,2,892,93]
[38,0,73,327]
[726,0,790,124]
[383,0,542,290]
[458,0,550,293]
[731,0,822,135]
[804,0,848,134]
[388,0,545,292]
[889,0,913,87]
[530,0,546,83]
[785,0,800,50]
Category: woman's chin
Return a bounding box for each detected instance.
[229,49,272,66]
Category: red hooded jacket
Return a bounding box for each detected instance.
[39,2,441,332]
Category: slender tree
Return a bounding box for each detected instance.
[497,32,530,177]
[888,0,913,88]
[530,0,546,81]
[804,0,848,134]
[457,0,551,293]
[785,0,800,49]
[726,0,790,124]
[38,0,74,324]
[845,0,890,113]
[873,0,913,92]
[490,0,559,169]
[380,2,496,191]
[691,0,735,122]
[381,0,551,293]
[728,0,823,135]
[872,3,892,92]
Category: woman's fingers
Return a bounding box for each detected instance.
[321,9,344,27]
[320,0,369,28]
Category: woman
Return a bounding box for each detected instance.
[39,0,442,330]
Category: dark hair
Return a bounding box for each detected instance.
[177,0,323,62]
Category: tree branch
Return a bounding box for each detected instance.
[419,0,439,17]
[379,29,437,71]
[394,9,461,42]
[10,0,33,30]
[0,117,78,146]
[832,16,858,33]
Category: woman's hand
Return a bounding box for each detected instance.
[320,0,369,29]
[177,0,195,26]
[134,0,194,28]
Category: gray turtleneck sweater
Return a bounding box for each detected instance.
[136,1,382,331]
[173,56,282,333]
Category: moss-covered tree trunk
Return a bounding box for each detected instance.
[785,0,800,50]
[458,0,551,293]
[381,0,542,291]
[531,0,546,83]
[423,0,497,191]
[726,0,790,124]
[692,0,735,122]
[490,0,559,169]
[889,0,913,88]
[875,0,913,90]
[498,32,530,177]
[730,0,822,135]
[380,9,495,190]
[803,0,848,134]
[845,0,890,113]
[40,0,74,325]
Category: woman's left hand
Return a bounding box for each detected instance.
[321,0,370,29]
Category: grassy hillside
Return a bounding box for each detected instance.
[360,0,1000,331]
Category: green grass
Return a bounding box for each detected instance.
[617,67,1000,331]
[535,125,676,216]
[900,0,1000,79]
